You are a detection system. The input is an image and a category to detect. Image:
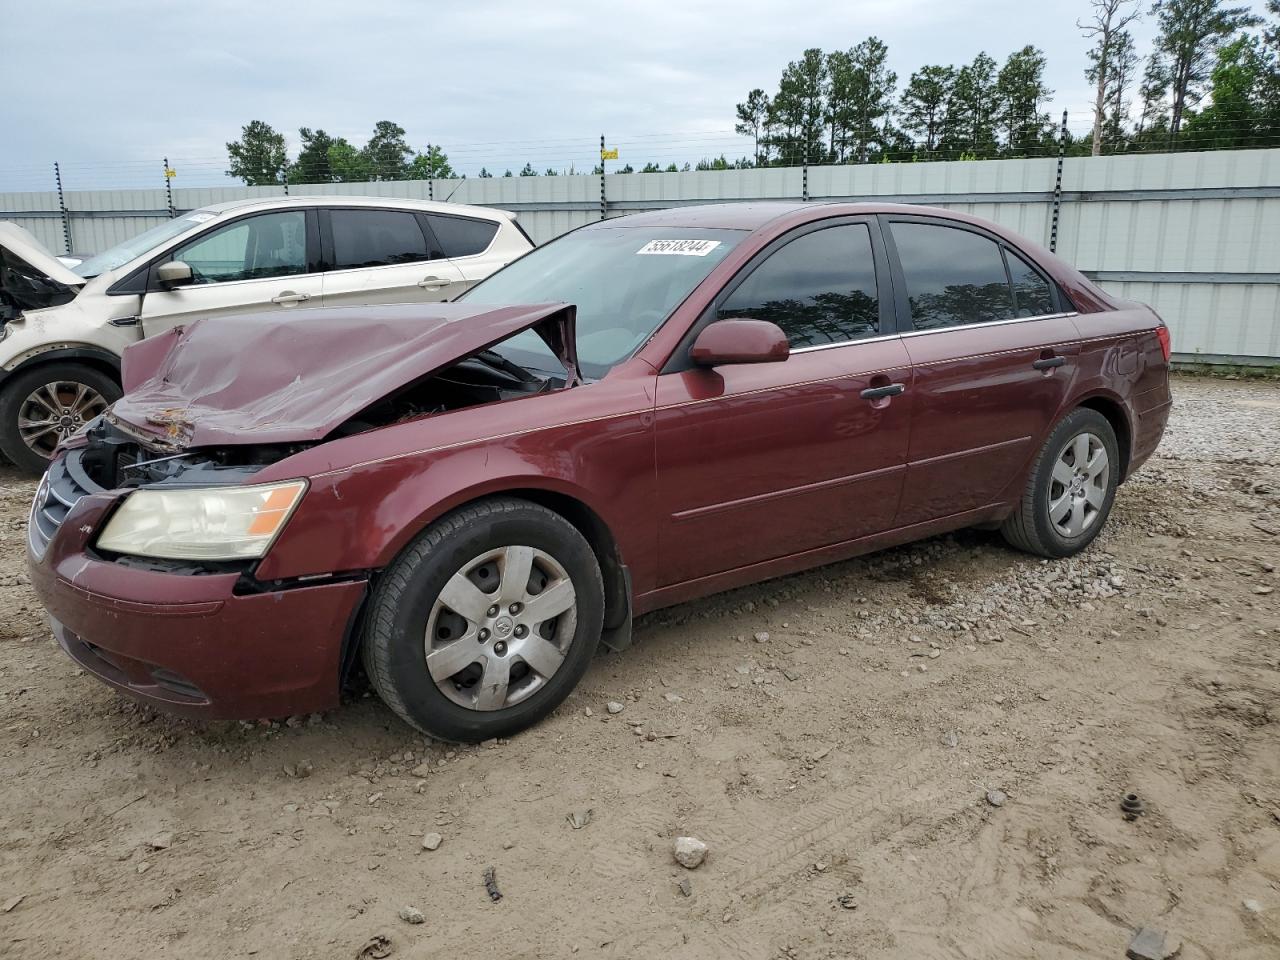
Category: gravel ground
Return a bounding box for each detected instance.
[1,374,1277,960]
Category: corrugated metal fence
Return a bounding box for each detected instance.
[3,148,1278,363]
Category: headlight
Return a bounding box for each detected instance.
[96,480,307,561]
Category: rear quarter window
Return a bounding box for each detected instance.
[426,215,499,258]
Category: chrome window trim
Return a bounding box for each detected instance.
[787,310,1080,355]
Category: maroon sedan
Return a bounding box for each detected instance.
[27,202,1172,741]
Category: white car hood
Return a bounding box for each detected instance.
[0,222,87,289]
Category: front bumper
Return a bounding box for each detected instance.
[26,460,367,721]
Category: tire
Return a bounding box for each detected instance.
[1001,408,1120,559]
[362,497,605,742]
[0,362,121,475]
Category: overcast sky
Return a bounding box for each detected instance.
[1,0,1270,189]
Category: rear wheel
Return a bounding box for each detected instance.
[0,363,120,474]
[1001,408,1120,558]
[362,498,604,742]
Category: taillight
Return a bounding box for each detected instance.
[1155,324,1171,362]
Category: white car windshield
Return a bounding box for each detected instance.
[460,225,744,379]
[73,212,217,279]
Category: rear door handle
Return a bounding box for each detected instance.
[271,291,310,305]
[418,276,453,290]
[1032,356,1066,370]
[860,383,906,400]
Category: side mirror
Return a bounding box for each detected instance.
[690,319,789,367]
[156,260,194,289]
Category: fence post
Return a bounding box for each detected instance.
[599,134,607,221]
[802,148,809,202]
[163,157,175,218]
[53,162,71,255]
[427,144,434,200]
[1049,109,1067,253]
[282,160,290,196]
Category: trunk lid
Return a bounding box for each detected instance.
[111,301,580,449]
[0,223,87,320]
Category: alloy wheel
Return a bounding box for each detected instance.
[424,545,578,711]
[1047,432,1110,538]
[18,381,109,459]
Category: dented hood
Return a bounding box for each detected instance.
[111,301,579,448]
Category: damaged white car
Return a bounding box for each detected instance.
[0,196,532,473]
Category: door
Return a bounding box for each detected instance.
[883,217,1082,527]
[422,213,504,292]
[655,219,913,586]
[140,209,322,334]
[320,207,465,306]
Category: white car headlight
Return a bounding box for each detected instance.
[96,480,308,561]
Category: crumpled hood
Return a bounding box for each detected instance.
[110,301,579,449]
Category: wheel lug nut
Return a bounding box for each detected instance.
[479,628,490,641]
[514,625,528,638]
[494,641,507,656]
[509,602,521,614]
[487,604,499,617]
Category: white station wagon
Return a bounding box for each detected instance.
[0,196,533,472]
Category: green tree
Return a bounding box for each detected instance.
[1080,0,1143,155]
[830,38,897,162]
[1184,35,1274,146]
[769,49,829,164]
[544,168,560,176]
[478,167,493,178]
[408,145,455,179]
[996,45,1054,154]
[519,162,539,176]
[665,163,679,172]
[641,162,663,172]
[946,52,1000,157]
[361,120,414,180]
[294,127,337,182]
[327,138,369,182]
[900,65,956,153]
[735,88,772,164]
[226,120,287,185]
[1151,0,1260,139]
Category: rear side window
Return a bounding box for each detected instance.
[718,224,879,347]
[426,215,499,258]
[892,222,1016,330]
[330,209,429,269]
[1006,248,1055,317]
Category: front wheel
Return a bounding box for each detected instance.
[1001,408,1120,558]
[362,498,605,742]
[0,363,121,474]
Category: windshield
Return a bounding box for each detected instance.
[460,225,743,378]
[73,211,218,279]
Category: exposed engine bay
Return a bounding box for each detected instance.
[87,353,561,491]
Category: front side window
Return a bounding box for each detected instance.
[427,215,499,258]
[718,224,879,347]
[171,211,307,284]
[330,209,430,269]
[892,222,1016,330]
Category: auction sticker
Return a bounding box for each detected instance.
[636,239,722,256]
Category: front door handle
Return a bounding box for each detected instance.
[1032,356,1066,370]
[860,383,906,400]
[271,291,311,305]
[418,276,453,290]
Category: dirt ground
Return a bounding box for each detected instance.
[1,374,1277,960]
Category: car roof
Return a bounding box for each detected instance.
[194,195,513,221]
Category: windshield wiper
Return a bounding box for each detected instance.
[470,350,540,384]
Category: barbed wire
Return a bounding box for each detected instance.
[2,115,1277,194]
